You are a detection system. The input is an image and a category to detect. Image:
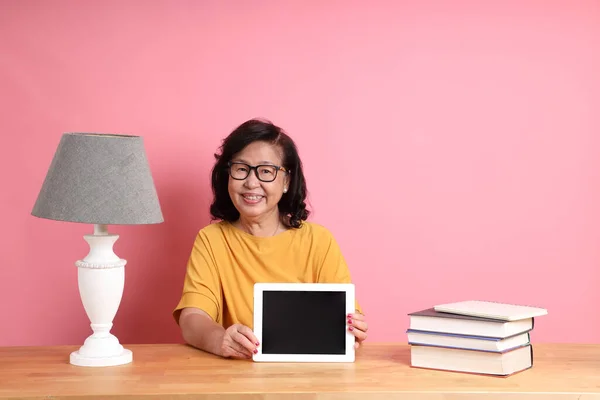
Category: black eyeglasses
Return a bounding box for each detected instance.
[228,162,288,182]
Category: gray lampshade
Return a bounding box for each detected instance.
[32,133,164,225]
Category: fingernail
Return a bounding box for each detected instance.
[348,313,353,318]
[348,319,352,324]
[255,342,260,346]
[253,349,258,354]
[349,326,354,331]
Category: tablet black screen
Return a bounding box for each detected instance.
[261,290,347,355]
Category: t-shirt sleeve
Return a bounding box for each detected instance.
[173,231,223,325]
[315,228,363,314]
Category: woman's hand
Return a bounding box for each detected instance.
[347,311,368,349]
[220,323,259,359]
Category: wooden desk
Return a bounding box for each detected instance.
[0,343,599,399]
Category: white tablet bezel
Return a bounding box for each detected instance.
[253,282,356,363]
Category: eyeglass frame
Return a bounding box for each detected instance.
[227,161,289,182]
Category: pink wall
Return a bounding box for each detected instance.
[1,1,599,346]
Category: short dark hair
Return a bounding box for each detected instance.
[209,118,309,228]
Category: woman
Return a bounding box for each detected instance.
[173,118,368,359]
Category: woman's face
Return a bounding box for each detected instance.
[227,141,289,221]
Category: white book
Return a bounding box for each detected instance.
[434,300,548,321]
[408,308,533,338]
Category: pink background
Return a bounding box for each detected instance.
[1,1,599,347]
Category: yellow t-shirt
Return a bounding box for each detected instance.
[173,220,360,329]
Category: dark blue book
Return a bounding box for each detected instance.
[407,329,531,352]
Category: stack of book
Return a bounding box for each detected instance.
[407,300,548,376]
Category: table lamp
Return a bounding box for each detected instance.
[31,133,163,367]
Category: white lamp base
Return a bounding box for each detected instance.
[70,346,132,367]
[71,224,132,367]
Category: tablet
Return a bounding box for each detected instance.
[253,282,355,362]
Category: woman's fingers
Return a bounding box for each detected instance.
[237,324,260,347]
[233,338,254,358]
[349,318,368,334]
[222,324,258,359]
[232,347,252,359]
[349,312,366,323]
[349,325,368,342]
[222,335,252,358]
[233,327,259,355]
[347,313,368,342]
